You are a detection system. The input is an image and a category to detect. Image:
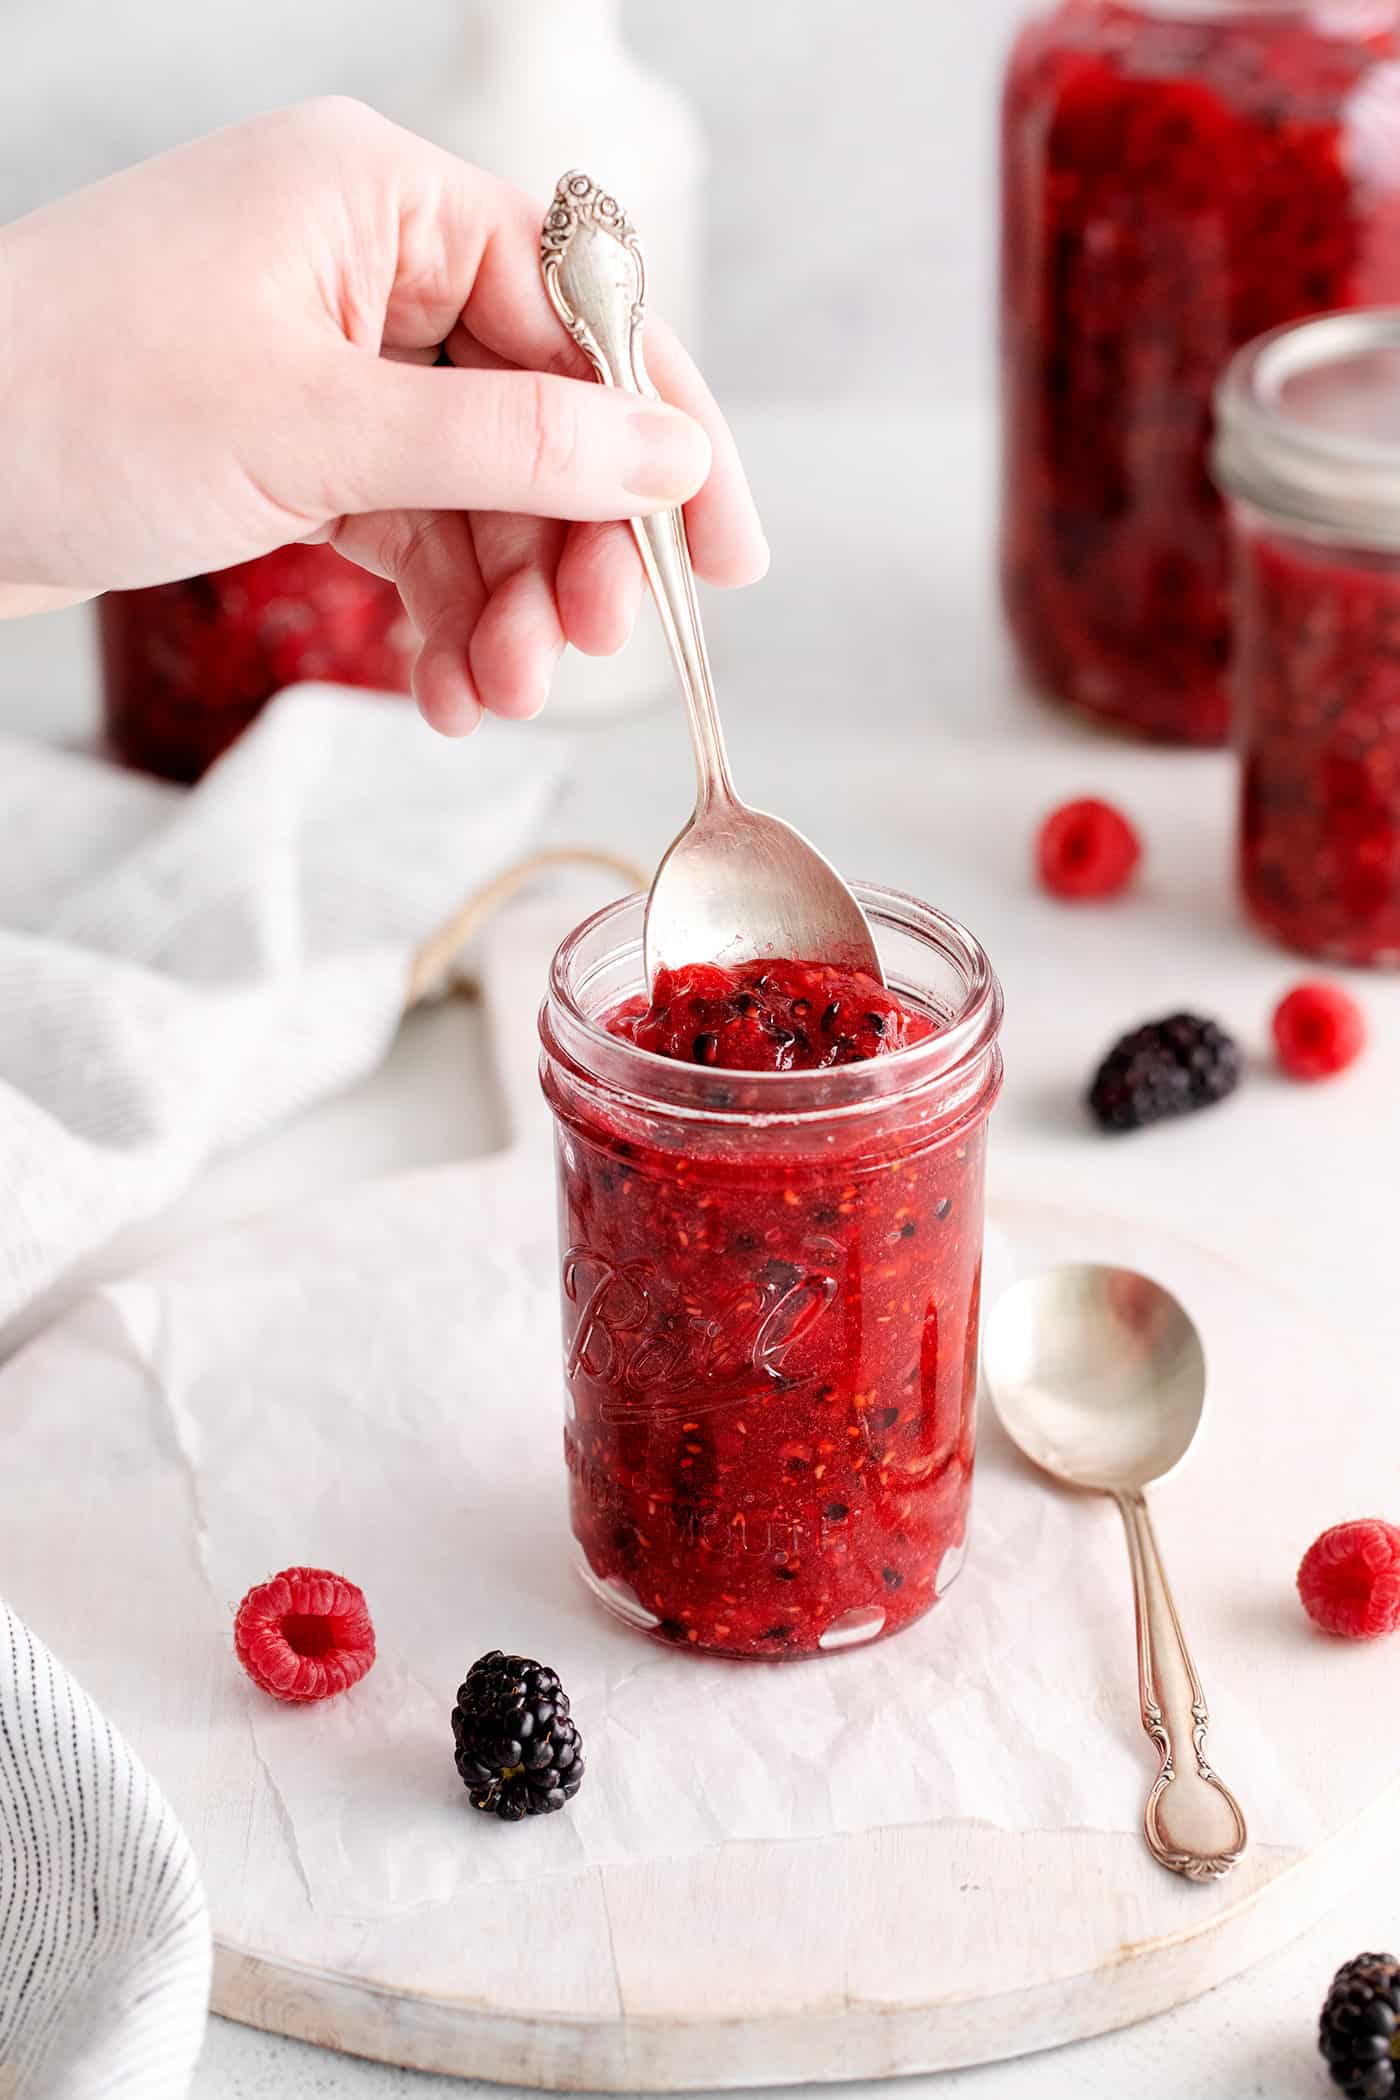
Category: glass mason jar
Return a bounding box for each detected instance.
[538,888,1004,1661]
[1000,0,1400,745]
[1215,309,1400,962]
[98,544,413,784]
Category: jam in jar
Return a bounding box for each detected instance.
[539,891,1004,1660]
[1216,309,1400,963]
[98,543,412,783]
[1001,0,1400,744]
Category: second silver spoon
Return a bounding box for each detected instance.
[983,1263,1247,1883]
[540,171,883,989]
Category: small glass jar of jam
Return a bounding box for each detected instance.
[1000,0,1400,745]
[538,888,1004,1660]
[98,544,413,783]
[1215,308,1400,963]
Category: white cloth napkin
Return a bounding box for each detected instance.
[0,685,563,1340]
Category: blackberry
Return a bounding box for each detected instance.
[1088,1013,1241,1132]
[451,1652,584,1821]
[1320,1954,1400,2097]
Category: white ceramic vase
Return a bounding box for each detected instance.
[426,0,706,722]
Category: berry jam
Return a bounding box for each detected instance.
[543,952,999,1661]
[1001,0,1400,744]
[609,959,935,1071]
[1236,523,1400,963]
[99,543,412,783]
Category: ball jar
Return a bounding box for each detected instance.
[538,889,1004,1661]
[1000,0,1400,744]
[99,544,412,784]
[1216,309,1400,963]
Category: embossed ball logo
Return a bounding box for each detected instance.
[562,1249,838,1421]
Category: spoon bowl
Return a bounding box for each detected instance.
[984,1263,1246,1882]
[984,1264,1207,1494]
[644,799,886,983]
[540,172,884,989]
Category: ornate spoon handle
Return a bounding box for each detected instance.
[540,171,735,812]
[1115,1490,1247,1881]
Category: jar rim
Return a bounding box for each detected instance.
[1094,0,1400,19]
[1214,310,1400,548]
[540,883,1004,1125]
[1124,1,1359,13]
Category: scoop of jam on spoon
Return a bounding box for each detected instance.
[540,172,885,993]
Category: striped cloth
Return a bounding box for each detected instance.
[0,1602,210,2098]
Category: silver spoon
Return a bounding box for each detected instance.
[540,172,884,988]
[983,1264,1247,1883]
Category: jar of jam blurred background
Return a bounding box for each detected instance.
[1000,0,1400,745]
[539,888,1004,1661]
[98,544,413,784]
[1215,309,1400,963]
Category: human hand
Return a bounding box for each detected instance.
[0,98,768,732]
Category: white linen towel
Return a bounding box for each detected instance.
[0,685,563,1337]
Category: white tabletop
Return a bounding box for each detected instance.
[4,403,1395,2099]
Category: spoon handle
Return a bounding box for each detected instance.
[1114,1490,1247,1880]
[540,172,735,811]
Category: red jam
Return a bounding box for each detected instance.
[1236,523,1400,963]
[549,958,990,1660]
[99,544,412,783]
[609,959,936,1070]
[1001,0,1400,744]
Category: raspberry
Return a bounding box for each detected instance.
[1298,1522,1400,1641]
[1036,798,1141,900]
[1273,982,1367,1082]
[234,1566,376,1702]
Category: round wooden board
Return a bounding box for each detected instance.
[1,1186,1390,2091]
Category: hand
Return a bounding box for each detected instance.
[0,98,768,733]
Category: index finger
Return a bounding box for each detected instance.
[374,126,769,588]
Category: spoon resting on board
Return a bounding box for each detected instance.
[539,171,884,990]
[983,1264,1247,1883]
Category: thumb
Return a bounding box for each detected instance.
[314,351,713,523]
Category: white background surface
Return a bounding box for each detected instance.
[0,0,1028,407]
[3,4,1398,2096]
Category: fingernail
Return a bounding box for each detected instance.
[625,409,712,501]
[519,642,564,721]
[429,697,482,739]
[414,655,482,739]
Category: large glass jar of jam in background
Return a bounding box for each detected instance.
[1000,0,1400,745]
[98,544,413,784]
[539,888,1004,1661]
[1215,309,1400,963]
